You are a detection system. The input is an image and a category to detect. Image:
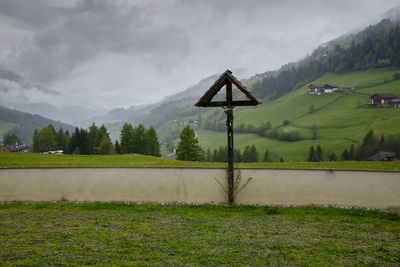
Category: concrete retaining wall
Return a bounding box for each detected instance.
[0,167,399,209]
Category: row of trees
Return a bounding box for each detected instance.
[119,123,161,157]
[204,120,310,142]
[204,145,260,163]
[31,122,162,156]
[32,124,115,154]
[1,133,21,145]
[175,126,287,162]
[252,19,400,101]
[341,130,400,160]
[307,130,400,162]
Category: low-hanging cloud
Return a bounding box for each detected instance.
[0,0,399,110]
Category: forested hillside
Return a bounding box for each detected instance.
[0,106,74,144]
[252,19,400,100]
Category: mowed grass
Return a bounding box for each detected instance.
[1,152,400,170]
[0,152,223,168]
[0,203,399,265]
[198,68,400,161]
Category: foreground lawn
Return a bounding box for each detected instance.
[0,203,399,265]
[1,153,400,170]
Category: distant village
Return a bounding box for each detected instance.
[308,83,400,108]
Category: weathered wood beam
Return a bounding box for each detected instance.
[200,100,259,107]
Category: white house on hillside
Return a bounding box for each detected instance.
[308,83,338,94]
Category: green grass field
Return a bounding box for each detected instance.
[196,68,400,161]
[1,153,400,170]
[0,203,399,265]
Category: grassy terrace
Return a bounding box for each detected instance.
[0,203,399,265]
[1,152,400,170]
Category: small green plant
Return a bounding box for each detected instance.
[263,206,281,215]
[214,167,252,205]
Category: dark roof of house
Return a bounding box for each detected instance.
[195,69,261,107]
[309,83,325,88]
[371,93,397,99]
[0,143,30,152]
[366,151,396,161]
[325,83,337,88]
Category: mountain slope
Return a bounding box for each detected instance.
[197,67,400,161]
[0,106,75,144]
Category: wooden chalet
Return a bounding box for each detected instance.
[370,93,397,104]
[0,143,30,153]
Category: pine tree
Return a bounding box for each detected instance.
[308,146,316,162]
[38,125,56,152]
[56,128,65,150]
[32,129,40,152]
[263,149,270,162]
[348,144,355,160]
[114,140,121,154]
[132,124,146,154]
[205,148,212,162]
[78,128,89,154]
[250,145,259,162]
[120,123,134,154]
[316,145,322,162]
[176,126,204,161]
[64,131,71,154]
[88,123,99,154]
[234,148,242,163]
[70,127,80,154]
[242,145,251,163]
[341,148,349,160]
[363,130,376,146]
[144,127,161,157]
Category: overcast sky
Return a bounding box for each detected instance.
[0,0,399,110]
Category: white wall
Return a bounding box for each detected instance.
[0,167,399,209]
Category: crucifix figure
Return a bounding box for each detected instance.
[195,70,261,204]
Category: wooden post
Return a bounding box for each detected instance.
[226,81,234,205]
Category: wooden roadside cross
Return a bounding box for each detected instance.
[195,70,261,204]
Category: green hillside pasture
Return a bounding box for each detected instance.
[0,120,16,137]
[313,67,399,89]
[357,77,400,95]
[197,68,400,161]
[0,153,222,168]
[1,152,399,170]
[1,203,399,265]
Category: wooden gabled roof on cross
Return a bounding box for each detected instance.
[194,69,261,108]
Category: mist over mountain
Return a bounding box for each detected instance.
[0,68,106,124]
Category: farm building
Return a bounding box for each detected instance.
[390,98,400,107]
[0,143,30,153]
[367,151,396,161]
[308,83,338,94]
[371,93,397,104]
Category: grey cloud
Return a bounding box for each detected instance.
[0,0,399,110]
